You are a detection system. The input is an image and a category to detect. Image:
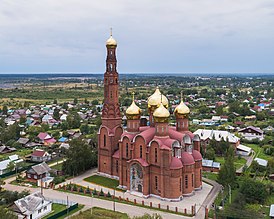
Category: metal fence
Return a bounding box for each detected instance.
[46,203,79,219]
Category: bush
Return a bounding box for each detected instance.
[79,187,83,193]
[73,184,77,191]
[107,191,111,198]
[92,188,97,196]
[99,189,104,196]
[86,186,90,194]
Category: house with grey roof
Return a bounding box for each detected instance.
[26,162,51,183]
[12,192,52,219]
[238,126,264,141]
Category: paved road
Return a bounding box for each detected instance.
[4,168,221,219]
[195,178,222,219]
[236,150,255,173]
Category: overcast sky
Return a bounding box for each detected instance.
[0,0,274,73]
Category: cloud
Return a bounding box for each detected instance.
[0,0,274,73]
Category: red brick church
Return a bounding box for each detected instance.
[98,34,203,201]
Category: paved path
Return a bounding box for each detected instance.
[195,178,222,219]
[4,168,221,219]
[3,182,195,219]
[236,150,255,173]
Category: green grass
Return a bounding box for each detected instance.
[50,162,63,171]
[0,149,32,161]
[202,172,218,181]
[84,175,121,191]
[245,143,272,161]
[58,204,85,219]
[70,207,129,219]
[42,203,67,218]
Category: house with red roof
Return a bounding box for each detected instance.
[31,149,51,162]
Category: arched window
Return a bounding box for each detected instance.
[116,160,119,173]
[185,175,188,189]
[140,145,143,158]
[103,135,106,147]
[126,143,129,158]
[155,176,158,190]
[155,148,158,163]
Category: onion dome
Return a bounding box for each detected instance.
[148,87,168,110]
[192,150,202,161]
[174,92,190,118]
[106,35,117,47]
[106,29,117,47]
[181,151,195,165]
[170,157,183,169]
[126,93,142,120]
[153,103,170,123]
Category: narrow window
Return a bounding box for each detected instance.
[140,145,143,158]
[155,148,158,163]
[185,175,188,189]
[155,176,158,190]
[110,91,113,98]
[116,160,119,173]
[192,174,194,187]
[126,143,129,157]
[104,135,106,147]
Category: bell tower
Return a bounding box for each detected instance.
[101,30,121,129]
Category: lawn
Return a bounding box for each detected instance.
[202,171,218,181]
[245,143,272,161]
[50,162,63,171]
[42,203,67,218]
[70,207,129,219]
[84,175,122,191]
[215,156,247,170]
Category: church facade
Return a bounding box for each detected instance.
[98,34,203,201]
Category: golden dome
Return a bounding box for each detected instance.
[148,87,168,109]
[106,35,117,47]
[153,103,170,122]
[126,93,142,119]
[174,93,190,118]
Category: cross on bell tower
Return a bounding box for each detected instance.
[101,30,121,129]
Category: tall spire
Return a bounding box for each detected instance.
[101,31,121,129]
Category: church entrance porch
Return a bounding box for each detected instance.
[130,163,143,194]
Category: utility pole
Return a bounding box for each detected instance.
[113,187,116,212]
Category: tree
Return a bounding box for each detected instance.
[91,99,99,105]
[0,179,5,191]
[80,123,90,134]
[73,98,78,105]
[53,108,60,120]
[2,105,8,115]
[6,162,15,172]
[67,112,81,129]
[218,146,236,187]
[240,178,267,204]
[0,206,16,219]
[205,146,215,161]
[53,99,58,104]
[62,138,97,175]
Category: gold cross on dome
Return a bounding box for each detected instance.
[132,92,135,101]
[110,27,113,36]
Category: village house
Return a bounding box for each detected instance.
[202,159,221,172]
[238,126,264,141]
[31,149,51,162]
[11,192,52,219]
[26,162,51,182]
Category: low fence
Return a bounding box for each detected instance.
[47,198,77,207]
[0,163,36,179]
[46,203,79,219]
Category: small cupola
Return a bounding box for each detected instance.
[126,92,141,133]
